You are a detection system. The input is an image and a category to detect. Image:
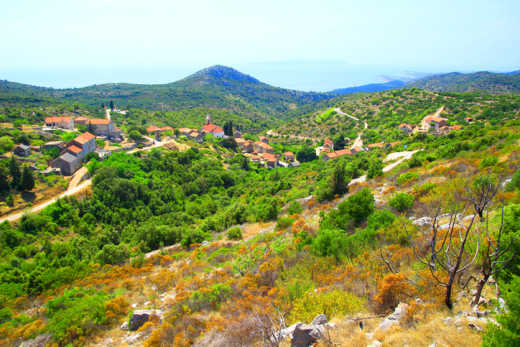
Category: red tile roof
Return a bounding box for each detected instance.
[74,132,95,144]
[323,138,334,147]
[261,153,277,162]
[147,125,161,133]
[254,141,273,150]
[450,125,463,130]
[325,149,352,159]
[67,145,82,154]
[89,119,110,125]
[201,123,224,134]
[45,116,72,123]
[75,116,88,121]
[423,115,448,123]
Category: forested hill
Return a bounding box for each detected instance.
[406,70,520,94]
[0,66,334,125]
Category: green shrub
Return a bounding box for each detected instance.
[289,290,365,324]
[396,172,419,186]
[483,275,520,347]
[96,243,129,265]
[412,182,436,197]
[389,193,415,213]
[311,229,347,261]
[480,156,498,169]
[0,307,13,324]
[342,188,375,226]
[46,288,109,345]
[227,227,243,240]
[288,202,303,215]
[276,216,294,230]
[189,283,231,311]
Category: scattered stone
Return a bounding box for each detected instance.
[201,241,209,246]
[365,332,374,339]
[442,317,452,325]
[367,340,382,347]
[468,323,482,331]
[129,309,163,331]
[120,321,129,330]
[311,314,328,325]
[376,302,409,332]
[415,298,424,305]
[19,333,52,347]
[429,344,437,347]
[412,217,432,227]
[291,324,322,347]
[438,223,451,231]
[124,332,145,344]
[280,322,301,340]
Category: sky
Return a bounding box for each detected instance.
[1,0,519,90]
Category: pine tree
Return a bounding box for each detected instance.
[20,166,35,191]
[8,157,20,189]
[109,100,114,110]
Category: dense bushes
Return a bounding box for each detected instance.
[227,227,243,240]
[46,288,110,345]
[389,192,415,212]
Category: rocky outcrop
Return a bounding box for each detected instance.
[280,314,334,347]
[376,302,409,332]
[129,309,163,331]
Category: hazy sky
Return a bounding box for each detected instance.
[1,0,519,89]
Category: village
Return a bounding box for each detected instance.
[2,106,474,182]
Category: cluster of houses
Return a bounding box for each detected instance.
[44,116,123,141]
[398,114,471,136]
[235,136,298,168]
[313,137,403,162]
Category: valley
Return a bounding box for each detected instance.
[0,66,519,347]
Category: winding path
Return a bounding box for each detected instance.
[333,107,368,149]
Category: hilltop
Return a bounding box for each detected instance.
[0,66,335,127]
[406,70,520,94]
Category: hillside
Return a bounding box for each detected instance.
[273,89,520,143]
[0,91,519,346]
[406,70,520,94]
[0,66,335,126]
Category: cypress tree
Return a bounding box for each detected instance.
[0,170,9,194]
[20,166,35,191]
[8,157,20,189]
[331,163,349,196]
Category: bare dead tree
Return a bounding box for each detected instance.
[465,175,499,220]
[251,305,287,347]
[471,203,514,306]
[412,205,479,309]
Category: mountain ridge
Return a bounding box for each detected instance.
[406,70,520,93]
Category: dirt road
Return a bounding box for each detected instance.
[348,150,420,186]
